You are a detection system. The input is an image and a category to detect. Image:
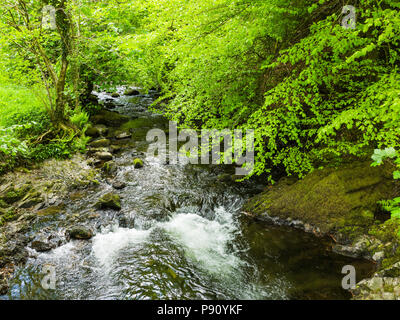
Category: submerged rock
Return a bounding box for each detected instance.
[95,193,121,210]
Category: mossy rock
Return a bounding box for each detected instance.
[91,109,129,127]
[133,158,144,169]
[37,205,64,217]
[89,138,111,148]
[68,226,93,240]
[102,161,118,175]
[95,193,121,210]
[243,161,396,236]
[120,118,155,131]
[0,208,16,226]
[124,88,140,96]
[0,184,31,205]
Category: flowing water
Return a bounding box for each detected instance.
[5,89,374,300]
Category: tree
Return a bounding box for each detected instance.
[0,0,75,125]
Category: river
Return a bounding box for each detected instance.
[5,90,374,300]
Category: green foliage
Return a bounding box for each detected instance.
[130,0,400,180]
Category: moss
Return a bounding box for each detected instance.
[95,193,121,210]
[91,109,129,127]
[120,118,155,131]
[37,205,64,216]
[0,184,31,204]
[0,200,7,209]
[0,208,16,226]
[133,158,144,169]
[243,161,396,235]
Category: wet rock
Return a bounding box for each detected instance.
[94,152,113,161]
[242,161,395,236]
[102,161,118,175]
[133,158,144,169]
[89,138,111,148]
[86,125,108,138]
[124,88,140,96]
[95,193,121,211]
[0,184,31,205]
[111,92,120,98]
[37,205,64,216]
[30,235,57,252]
[68,226,93,240]
[118,214,135,228]
[91,109,129,127]
[115,131,132,140]
[112,181,126,190]
[110,145,122,154]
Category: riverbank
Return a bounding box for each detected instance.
[242,161,400,299]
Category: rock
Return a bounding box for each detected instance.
[102,161,118,175]
[373,251,385,262]
[377,262,400,277]
[86,125,108,138]
[124,88,140,96]
[242,161,395,236]
[89,138,111,148]
[118,214,135,228]
[30,235,56,252]
[365,277,384,292]
[94,152,113,161]
[37,205,64,216]
[112,181,126,190]
[110,145,122,154]
[95,193,121,210]
[115,132,132,140]
[0,184,31,205]
[68,226,93,240]
[111,92,120,98]
[133,158,144,169]
[91,109,129,127]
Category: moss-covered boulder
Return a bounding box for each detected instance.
[95,193,121,210]
[242,161,396,236]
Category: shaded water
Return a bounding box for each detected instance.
[5,89,374,300]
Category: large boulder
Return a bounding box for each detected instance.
[242,161,396,236]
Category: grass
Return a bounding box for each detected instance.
[0,83,47,128]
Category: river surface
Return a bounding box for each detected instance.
[5,89,374,300]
